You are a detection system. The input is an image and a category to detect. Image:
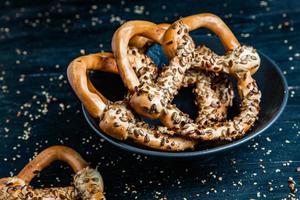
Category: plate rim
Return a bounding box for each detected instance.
[82,50,288,158]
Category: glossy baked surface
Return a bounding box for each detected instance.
[0,0,297,199]
[83,36,288,157]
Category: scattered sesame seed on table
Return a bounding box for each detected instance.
[0,0,299,199]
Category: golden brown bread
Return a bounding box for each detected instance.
[112,13,261,140]
[0,146,105,200]
[67,52,197,151]
[125,23,235,128]
[112,20,195,119]
[67,13,261,150]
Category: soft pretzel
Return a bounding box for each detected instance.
[112,20,196,120]
[162,13,260,75]
[156,13,261,140]
[127,23,234,127]
[113,14,261,140]
[126,46,234,128]
[0,146,105,200]
[112,19,235,132]
[183,69,234,126]
[67,53,197,151]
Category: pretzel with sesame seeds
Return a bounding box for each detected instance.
[66,21,232,150]
[162,13,260,75]
[127,23,234,127]
[113,14,261,140]
[160,13,261,140]
[0,146,105,200]
[112,19,233,132]
[67,52,197,151]
[112,20,196,120]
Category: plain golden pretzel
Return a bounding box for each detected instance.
[67,52,197,151]
[0,146,105,200]
[67,52,118,118]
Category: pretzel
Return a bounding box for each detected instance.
[112,21,195,120]
[0,146,105,200]
[126,46,234,128]
[67,53,197,151]
[112,20,235,132]
[113,21,233,142]
[113,14,261,140]
[127,23,234,127]
[157,13,261,140]
[162,13,260,75]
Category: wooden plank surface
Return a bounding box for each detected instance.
[0,0,299,199]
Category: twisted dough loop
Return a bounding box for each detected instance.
[17,146,88,184]
[112,21,167,92]
[0,146,105,200]
[67,13,260,150]
[67,52,118,118]
[157,14,261,140]
[67,53,196,151]
[112,14,261,141]
[126,46,234,131]
[127,23,235,127]
[129,23,170,51]
[162,13,260,75]
[163,13,240,58]
[113,20,197,119]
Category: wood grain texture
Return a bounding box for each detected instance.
[0,0,299,199]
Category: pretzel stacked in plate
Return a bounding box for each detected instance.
[0,146,105,199]
[68,13,261,152]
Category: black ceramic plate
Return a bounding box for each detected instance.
[82,36,288,158]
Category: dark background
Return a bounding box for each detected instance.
[0,0,299,199]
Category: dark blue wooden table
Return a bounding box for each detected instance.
[0,0,299,199]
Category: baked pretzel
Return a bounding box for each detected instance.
[159,13,261,140]
[162,13,260,75]
[112,21,195,120]
[126,45,234,128]
[112,21,233,138]
[67,53,197,151]
[112,19,235,132]
[113,14,261,140]
[0,146,105,200]
[127,23,234,127]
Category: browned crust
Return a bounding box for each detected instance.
[67,52,197,151]
[126,26,234,128]
[112,14,261,141]
[129,23,170,51]
[68,13,261,148]
[127,46,234,132]
[112,21,167,92]
[67,52,118,118]
[17,145,88,184]
[180,71,261,141]
[0,146,105,199]
[162,13,240,58]
[0,168,105,200]
[112,20,196,119]
[191,45,260,75]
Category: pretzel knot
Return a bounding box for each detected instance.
[0,146,105,200]
[67,13,261,151]
[113,13,261,140]
[68,52,197,151]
